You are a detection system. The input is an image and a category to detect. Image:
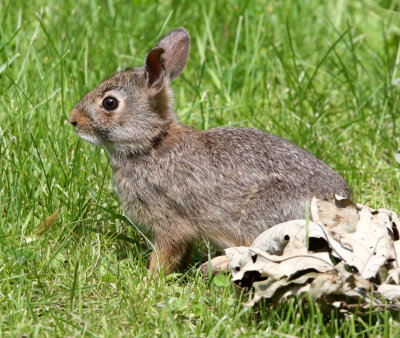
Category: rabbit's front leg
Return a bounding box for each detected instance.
[148,236,192,275]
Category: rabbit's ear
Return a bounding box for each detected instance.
[145,47,166,92]
[156,28,190,81]
[145,28,190,93]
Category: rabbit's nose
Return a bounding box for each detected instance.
[70,108,81,127]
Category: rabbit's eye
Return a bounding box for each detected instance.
[103,96,119,110]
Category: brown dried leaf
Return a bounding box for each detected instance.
[251,219,352,260]
[251,219,310,255]
[223,196,400,313]
[250,219,356,273]
[249,272,317,304]
[378,284,400,300]
[386,268,400,284]
[309,271,373,314]
[393,241,400,265]
[226,242,334,282]
[311,195,358,240]
[200,255,229,274]
[341,207,395,279]
[24,209,59,243]
[308,271,345,299]
[270,284,311,305]
[246,272,319,306]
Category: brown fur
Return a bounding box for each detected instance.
[70,28,352,275]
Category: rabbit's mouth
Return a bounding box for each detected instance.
[76,130,101,146]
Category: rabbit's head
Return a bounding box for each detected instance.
[70,28,190,155]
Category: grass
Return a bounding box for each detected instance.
[1,0,400,336]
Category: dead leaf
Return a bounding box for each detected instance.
[308,271,345,299]
[200,255,229,274]
[340,207,395,279]
[378,284,400,300]
[226,241,334,282]
[385,268,400,285]
[247,273,315,307]
[251,219,352,257]
[222,196,400,314]
[24,209,59,243]
[250,219,354,270]
[311,195,358,239]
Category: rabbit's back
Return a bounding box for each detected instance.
[198,127,350,199]
[113,127,351,247]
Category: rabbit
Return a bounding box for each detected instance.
[70,28,352,275]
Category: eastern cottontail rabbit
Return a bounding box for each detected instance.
[70,28,352,274]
